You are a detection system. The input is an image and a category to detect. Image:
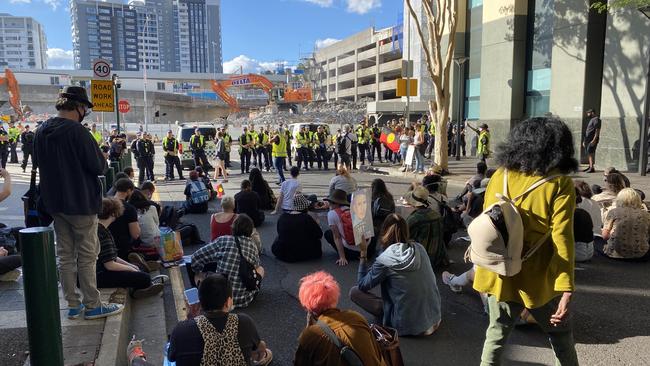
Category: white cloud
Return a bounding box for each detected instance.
[9,0,31,3]
[43,0,62,10]
[346,0,381,14]
[302,0,333,7]
[46,48,74,70]
[223,55,291,74]
[315,38,341,49]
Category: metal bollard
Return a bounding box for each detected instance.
[99,175,107,197]
[122,149,132,169]
[105,166,115,190]
[110,160,121,175]
[19,227,64,366]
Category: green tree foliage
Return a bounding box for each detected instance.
[591,0,650,12]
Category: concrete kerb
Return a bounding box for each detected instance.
[169,266,187,322]
[95,288,131,366]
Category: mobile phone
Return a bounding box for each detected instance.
[184,287,199,305]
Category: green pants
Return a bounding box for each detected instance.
[481,295,579,366]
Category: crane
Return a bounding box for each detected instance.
[0,69,23,120]
[210,73,312,113]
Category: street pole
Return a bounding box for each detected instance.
[453,57,469,161]
[20,227,64,366]
[639,6,650,176]
[113,74,121,134]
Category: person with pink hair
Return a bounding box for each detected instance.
[294,271,386,366]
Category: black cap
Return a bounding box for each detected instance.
[60,86,94,108]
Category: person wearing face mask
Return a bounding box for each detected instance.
[33,86,124,320]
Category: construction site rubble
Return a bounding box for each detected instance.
[225,98,371,127]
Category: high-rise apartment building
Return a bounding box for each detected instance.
[71,0,222,73]
[0,13,47,70]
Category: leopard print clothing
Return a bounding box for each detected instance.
[195,314,247,366]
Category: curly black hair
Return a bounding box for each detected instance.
[495,117,578,175]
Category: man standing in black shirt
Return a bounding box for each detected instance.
[20,124,35,172]
[0,124,8,168]
[583,108,601,173]
[34,86,122,320]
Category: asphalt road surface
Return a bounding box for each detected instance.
[2,153,650,366]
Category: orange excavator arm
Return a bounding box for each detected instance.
[219,74,274,93]
[0,69,23,119]
[210,79,240,112]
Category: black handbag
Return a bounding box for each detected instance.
[22,169,52,228]
[234,236,262,292]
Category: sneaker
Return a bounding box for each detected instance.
[131,283,164,299]
[253,348,273,366]
[0,269,20,282]
[151,274,170,285]
[127,336,147,365]
[67,304,85,319]
[146,261,162,272]
[84,303,123,319]
[128,253,151,272]
[441,271,463,293]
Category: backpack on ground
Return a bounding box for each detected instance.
[337,134,349,155]
[176,223,204,247]
[335,207,356,245]
[316,320,364,366]
[189,181,209,204]
[159,205,180,229]
[465,169,561,276]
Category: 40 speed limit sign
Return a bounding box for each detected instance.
[93,59,111,79]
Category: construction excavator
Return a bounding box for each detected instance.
[0,68,23,120]
[210,73,312,113]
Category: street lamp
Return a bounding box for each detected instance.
[112,74,121,134]
[639,5,650,176]
[453,56,469,161]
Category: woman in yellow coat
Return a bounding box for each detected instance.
[473,117,579,366]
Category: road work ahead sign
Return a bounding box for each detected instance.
[91,80,114,112]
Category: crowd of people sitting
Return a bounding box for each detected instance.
[3,88,649,366]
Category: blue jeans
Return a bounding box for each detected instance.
[414,148,425,172]
[400,146,408,162]
[274,157,286,182]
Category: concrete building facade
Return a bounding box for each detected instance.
[0,13,47,70]
[71,0,222,73]
[399,0,650,171]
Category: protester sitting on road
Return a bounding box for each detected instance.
[210,196,237,241]
[139,181,161,215]
[107,172,129,197]
[422,173,447,213]
[597,188,650,261]
[271,194,323,263]
[592,172,626,207]
[235,179,265,227]
[294,271,387,366]
[458,161,487,199]
[109,178,141,260]
[574,192,595,262]
[441,266,488,312]
[575,180,603,235]
[371,178,395,237]
[249,168,276,210]
[272,166,302,214]
[459,178,488,228]
[329,163,357,201]
[168,273,273,365]
[350,214,441,336]
[183,171,209,214]
[0,169,21,282]
[191,214,264,308]
[604,167,630,187]
[404,186,447,268]
[124,166,135,181]
[195,166,216,201]
[324,189,367,266]
[96,197,167,298]
[474,117,579,365]
[128,190,159,248]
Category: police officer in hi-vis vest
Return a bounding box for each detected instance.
[163,129,184,180]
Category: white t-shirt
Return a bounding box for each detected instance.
[327,207,359,251]
[578,197,603,235]
[280,178,302,210]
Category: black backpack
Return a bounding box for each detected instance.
[337,133,349,155]
[159,205,180,229]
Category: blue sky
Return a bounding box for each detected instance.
[1,0,402,71]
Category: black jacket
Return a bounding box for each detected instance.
[21,131,35,151]
[34,117,107,215]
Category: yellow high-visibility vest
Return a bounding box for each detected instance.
[272,134,287,157]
